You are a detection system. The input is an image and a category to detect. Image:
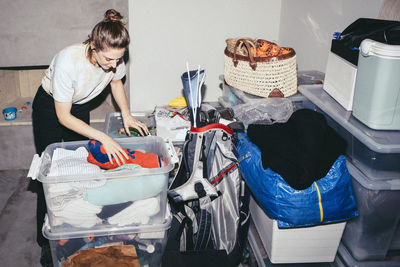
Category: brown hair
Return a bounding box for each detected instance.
[84,9,130,61]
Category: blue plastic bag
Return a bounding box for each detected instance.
[237,132,358,228]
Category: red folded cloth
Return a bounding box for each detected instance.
[87,140,161,169]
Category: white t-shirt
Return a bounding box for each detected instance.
[42,44,126,104]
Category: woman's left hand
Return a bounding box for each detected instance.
[121,112,149,136]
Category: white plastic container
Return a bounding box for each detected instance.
[249,196,346,264]
[43,211,172,267]
[323,51,358,111]
[28,136,173,233]
[352,39,400,130]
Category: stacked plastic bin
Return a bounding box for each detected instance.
[104,111,157,138]
[218,75,310,112]
[31,136,174,267]
[299,84,400,266]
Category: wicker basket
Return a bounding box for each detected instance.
[224,38,297,98]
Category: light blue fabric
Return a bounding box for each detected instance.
[83,165,166,206]
[237,132,359,228]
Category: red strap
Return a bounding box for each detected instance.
[190,123,233,134]
[210,163,237,185]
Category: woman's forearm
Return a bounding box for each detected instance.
[110,79,130,115]
[54,101,109,142]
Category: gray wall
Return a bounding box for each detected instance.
[0,0,128,67]
[279,0,383,72]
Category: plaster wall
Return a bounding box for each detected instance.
[279,0,383,72]
[0,0,128,67]
[128,0,281,111]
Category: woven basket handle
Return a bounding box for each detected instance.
[233,39,257,70]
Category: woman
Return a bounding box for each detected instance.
[32,9,147,265]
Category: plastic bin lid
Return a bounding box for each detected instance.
[346,159,400,191]
[42,212,172,240]
[298,85,400,153]
[221,74,308,104]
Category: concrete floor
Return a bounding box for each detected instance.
[0,169,41,267]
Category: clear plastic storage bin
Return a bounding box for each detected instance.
[104,111,184,159]
[219,80,311,113]
[31,136,173,233]
[297,70,325,86]
[299,85,400,180]
[340,160,400,261]
[104,111,156,138]
[43,212,171,267]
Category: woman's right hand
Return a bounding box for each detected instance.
[53,101,128,166]
[99,135,129,166]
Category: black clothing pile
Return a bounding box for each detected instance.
[247,109,346,190]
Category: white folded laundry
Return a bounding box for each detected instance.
[50,198,102,228]
[47,189,84,212]
[47,182,77,195]
[52,214,102,228]
[49,147,102,177]
[108,197,160,226]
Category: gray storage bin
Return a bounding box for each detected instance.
[333,243,400,267]
[341,160,400,261]
[299,85,400,180]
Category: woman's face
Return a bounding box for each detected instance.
[93,46,125,71]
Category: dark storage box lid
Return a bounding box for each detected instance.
[331,18,400,65]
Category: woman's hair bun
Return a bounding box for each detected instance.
[104,9,123,22]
